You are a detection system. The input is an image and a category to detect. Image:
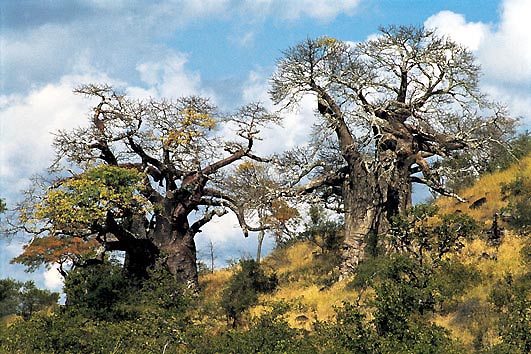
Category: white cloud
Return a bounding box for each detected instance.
[43,263,64,290]
[424,0,531,125]
[425,1,531,84]
[241,70,318,155]
[135,53,215,100]
[0,73,111,185]
[478,0,531,84]
[424,11,489,51]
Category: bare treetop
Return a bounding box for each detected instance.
[270,25,517,276]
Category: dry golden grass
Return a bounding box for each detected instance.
[437,155,531,223]
[433,156,531,349]
[200,268,232,299]
[200,155,531,344]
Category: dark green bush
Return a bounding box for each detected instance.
[221,258,277,327]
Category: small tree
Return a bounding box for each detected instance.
[221,259,278,328]
[0,279,59,320]
[300,205,343,255]
[501,173,531,234]
[489,273,531,353]
[223,161,300,262]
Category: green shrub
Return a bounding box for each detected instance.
[221,259,277,327]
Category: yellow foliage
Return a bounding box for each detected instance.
[16,165,149,268]
[236,161,257,172]
[317,36,339,48]
[164,108,216,147]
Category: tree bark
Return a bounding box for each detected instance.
[161,232,198,290]
[123,239,159,280]
[339,143,412,279]
[339,160,374,278]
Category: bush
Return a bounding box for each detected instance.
[191,304,313,354]
[221,259,277,327]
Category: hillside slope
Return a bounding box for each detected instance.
[199,155,531,349]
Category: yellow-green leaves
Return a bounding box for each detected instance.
[164,107,216,147]
[16,165,150,267]
[316,36,339,48]
[36,165,148,228]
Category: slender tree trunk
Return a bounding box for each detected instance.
[208,240,215,273]
[256,229,265,263]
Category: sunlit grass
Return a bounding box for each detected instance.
[199,154,531,345]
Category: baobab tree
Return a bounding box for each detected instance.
[13,84,280,289]
[270,25,516,277]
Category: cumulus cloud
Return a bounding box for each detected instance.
[197,213,276,266]
[44,264,64,291]
[478,0,531,84]
[238,70,318,155]
[424,0,531,125]
[426,1,531,85]
[424,11,489,51]
[135,53,215,100]
[0,73,110,184]
[1,0,362,94]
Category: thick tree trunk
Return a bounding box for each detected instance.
[161,232,199,290]
[339,162,375,278]
[149,209,200,290]
[122,208,200,290]
[339,150,412,279]
[123,239,159,280]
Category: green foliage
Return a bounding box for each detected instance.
[28,164,148,230]
[313,301,465,354]
[488,273,531,353]
[299,205,344,255]
[14,165,150,271]
[501,173,531,233]
[354,205,480,314]
[2,310,191,354]
[191,303,315,354]
[313,302,376,353]
[63,258,133,320]
[0,279,58,319]
[63,258,190,322]
[0,279,19,317]
[345,206,479,352]
[1,263,191,353]
[221,259,278,327]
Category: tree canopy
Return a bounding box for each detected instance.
[270,25,517,276]
[13,85,281,288]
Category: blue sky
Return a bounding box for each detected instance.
[1,0,530,291]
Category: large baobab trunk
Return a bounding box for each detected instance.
[161,232,199,290]
[150,211,200,290]
[339,161,375,277]
[339,149,412,279]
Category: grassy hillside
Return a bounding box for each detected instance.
[4,156,529,353]
[199,155,531,350]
